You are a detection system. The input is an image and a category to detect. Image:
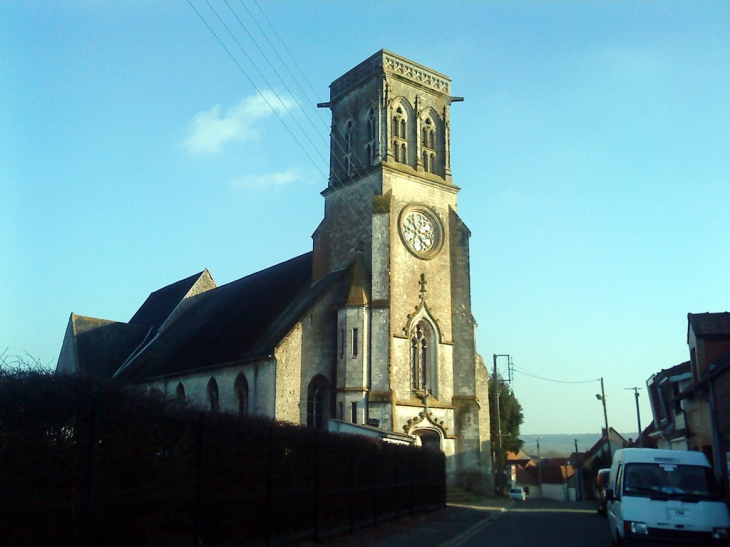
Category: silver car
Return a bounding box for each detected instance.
[508,487,526,500]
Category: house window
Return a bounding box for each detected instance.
[306,375,331,429]
[352,328,358,357]
[207,377,219,412]
[339,328,345,358]
[351,402,358,424]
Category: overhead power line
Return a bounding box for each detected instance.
[512,365,601,385]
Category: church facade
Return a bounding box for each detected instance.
[57,50,493,491]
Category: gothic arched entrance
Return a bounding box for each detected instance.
[414,429,442,452]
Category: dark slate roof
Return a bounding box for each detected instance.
[129,271,208,331]
[651,361,691,382]
[118,252,348,381]
[72,315,151,379]
[688,312,730,340]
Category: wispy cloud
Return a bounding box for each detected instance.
[183,90,296,155]
[231,168,305,190]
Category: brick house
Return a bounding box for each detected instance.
[677,312,730,490]
[646,360,692,450]
[56,50,493,492]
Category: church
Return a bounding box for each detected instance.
[57,50,493,492]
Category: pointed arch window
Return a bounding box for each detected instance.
[207,377,219,412]
[306,375,331,429]
[345,120,353,152]
[175,382,186,403]
[392,105,409,165]
[411,324,428,390]
[342,119,354,177]
[235,373,249,417]
[421,117,437,174]
[364,108,377,168]
[409,319,438,396]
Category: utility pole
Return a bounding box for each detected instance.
[596,378,611,460]
[493,354,509,495]
[574,438,581,500]
[625,387,643,447]
[537,438,543,499]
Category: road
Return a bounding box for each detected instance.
[452,500,613,547]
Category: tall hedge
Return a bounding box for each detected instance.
[0,368,445,546]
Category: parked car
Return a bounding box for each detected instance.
[595,468,611,516]
[508,487,526,500]
[606,448,730,546]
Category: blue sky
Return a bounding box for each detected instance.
[2,1,728,436]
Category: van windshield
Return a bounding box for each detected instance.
[623,463,722,500]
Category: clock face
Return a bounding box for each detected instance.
[399,206,443,259]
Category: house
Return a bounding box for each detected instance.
[576,428,628,499]
[676,312,730,491]
[513,459,576,501]
[646,361,692,450]
[56,50,493,492]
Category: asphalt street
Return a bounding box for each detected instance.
[452,500,612,547]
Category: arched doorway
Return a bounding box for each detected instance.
[414,429,442,452]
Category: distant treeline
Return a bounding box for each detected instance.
[520,433,631,458]
[0,368,445,547]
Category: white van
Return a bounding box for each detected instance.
[606,448,730,546]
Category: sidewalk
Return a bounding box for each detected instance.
[294,496,514,547]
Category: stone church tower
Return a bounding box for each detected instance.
[313,50,492,490]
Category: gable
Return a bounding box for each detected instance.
[130,270,216,332]
[57,314,150,379]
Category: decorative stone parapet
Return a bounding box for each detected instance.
[331,49,451,99]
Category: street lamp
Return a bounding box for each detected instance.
[596,377,612,460]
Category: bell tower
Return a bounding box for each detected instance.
[314,50,491,491]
